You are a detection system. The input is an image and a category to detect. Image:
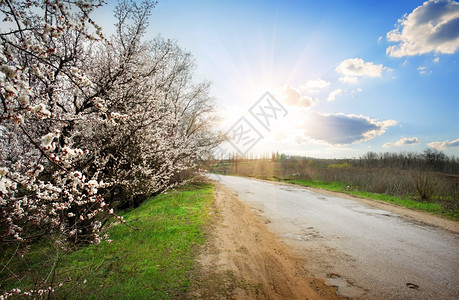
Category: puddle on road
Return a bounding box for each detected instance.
[281,228,324,241]
[324,273,366,298]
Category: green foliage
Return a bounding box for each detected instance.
[1,184,214,299]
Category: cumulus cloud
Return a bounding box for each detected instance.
[383,137,421,147]
[428,138,459,150]
[276,85,315,107]
[335,58,390,83]
[327,88,344,101]
[386,0,459,57]
[302,78,330,91]
[300,112,397,145]
[433,57,440,62]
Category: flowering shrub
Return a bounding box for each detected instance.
[1,0,221,298]
[0,0,221,246]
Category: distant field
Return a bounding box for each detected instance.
[209,158,458,219]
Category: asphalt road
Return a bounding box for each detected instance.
[208,174,459,299]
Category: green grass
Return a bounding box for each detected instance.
[0,183,214,299]
[281,179,458,219]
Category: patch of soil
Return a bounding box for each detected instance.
[189,183,343,299]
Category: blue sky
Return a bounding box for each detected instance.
[95,0,459,158]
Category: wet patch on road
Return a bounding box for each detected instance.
[324,273,366,298]
[280,227,324,241]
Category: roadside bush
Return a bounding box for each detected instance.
[0,0,221,245]
[411,171,440,202]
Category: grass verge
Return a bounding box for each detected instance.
[0,183,214,299]
[279,179,458,220]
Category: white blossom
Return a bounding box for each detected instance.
[0,65,17,79]
[0,0,221,251]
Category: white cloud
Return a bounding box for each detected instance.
[386,0,459,57]
[339,76,359,83]
[351,88,362,94]
[302,78,330,91]
[325,88,361,101]
[433,57,440,62]
[417,66,431,75]
[294,135,308,144]
[378,36,383,43]
[276,85,315,107]
[300,112,397,145]
[383,137,421,147]
[336,58,390,83]
[327,88,344,101]
[396,137,421,145]
[428,138,459,150]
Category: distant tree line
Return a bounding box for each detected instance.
[354,149,458,174]
[216,149,458,175]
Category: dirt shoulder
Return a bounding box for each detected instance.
[189,183,343,299]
